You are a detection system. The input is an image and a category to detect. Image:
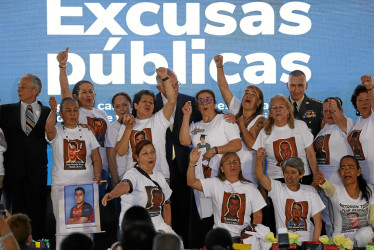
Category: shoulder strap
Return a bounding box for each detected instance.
[135,166,162,191]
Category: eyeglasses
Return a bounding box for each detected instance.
[197,98,213,104]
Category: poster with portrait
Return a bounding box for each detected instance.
[285,199,308,231]
[87,117,107,147]
[145,186,164,218]
[340,200,370,233]
[347,130,365,160]
[273,137,298,166]
[313,134,331,165]
[63,139,86,170]
[221,192,245,225]
[58,183,101,234]
[130,128,152,162]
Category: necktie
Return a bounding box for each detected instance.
[26,105,35,135]
[293,102,299,118]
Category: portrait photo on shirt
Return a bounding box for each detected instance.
[87,117,107,147]
[221,192,245,225]
[64,184,95,225]
[341,201,370,232]
[285,199,308,231]
[273,137,298,166]
[145,186,165,218]
[130,128,152,161]
[347,130,365,160]
[313,134,331,165]
[64,139,87,170]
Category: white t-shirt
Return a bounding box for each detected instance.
[229,96,263,185]
[47,125,100,185]
[79,107,111,171]
[329,184,374,238]
[120,167,172,229]
[253,120,314,179]
[189,114,240,218]
[347,112,374,184]
[201,177,266,237]
[117,110,171,178]
[314,118,353,184]
[0,128,6,175]
[269,179,325,242]
[107,121,128,179]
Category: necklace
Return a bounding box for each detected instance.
[62,123,82,140]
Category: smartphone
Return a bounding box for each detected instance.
[0,204,7,218]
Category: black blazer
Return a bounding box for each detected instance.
[0,101,51,186]
[155,93,201,177]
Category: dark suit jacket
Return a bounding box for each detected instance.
[0,101,50,187]
[155,93,201,177]
[290,94,323,138]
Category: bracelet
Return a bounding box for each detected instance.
[189,163,196,168]
[162,76,169,82]
[59,64,67,68]
[214,146,218,154]
[366,87,373,91]
[216,66,223,68]
[93,174,101,180]
[0,232,13,242]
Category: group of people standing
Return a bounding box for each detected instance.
[0,48,373,249]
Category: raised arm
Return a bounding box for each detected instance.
[179,101,192,146]
[187,148,203,191]
[361,75,374,109]
[315,170,336,197]
[255,148,272,191]
[115,114,135,156]
[56,47,73,98]
[156,67,177,121]
[329,98,347,133]
[45,97,58,141]
[214,55,233,107]
[238,116,265,150]
[91,147,103,185]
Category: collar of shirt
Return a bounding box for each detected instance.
[21,100,41,119]
[290,95,305,111]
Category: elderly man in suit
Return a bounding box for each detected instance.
[154,69,201,248]
[0,74,50,240]
[286,70,323,137]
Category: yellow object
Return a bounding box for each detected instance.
[319,235,330,244]
[233,243,251,250]
[265,232,277,243]
[333,234,344,245]
[35,242,40,248]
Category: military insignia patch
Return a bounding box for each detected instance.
[302,111,316,118]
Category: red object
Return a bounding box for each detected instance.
[272,243,298,249]
[323,245,339,250]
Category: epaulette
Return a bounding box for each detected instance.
[310,98,323,104]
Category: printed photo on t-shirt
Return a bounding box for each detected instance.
[221,192,245,225]
[145,186,164,218]
[87,117,107,147]
[347,130,365,160]
[273,137,298,166]
[130,128,152,162]
[313,134,331,165]
[285,199,308,231]
[64,184,95,224]
[340,200,369,232]
[64,139,86,170]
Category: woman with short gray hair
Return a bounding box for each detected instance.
[256,152,325,242]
